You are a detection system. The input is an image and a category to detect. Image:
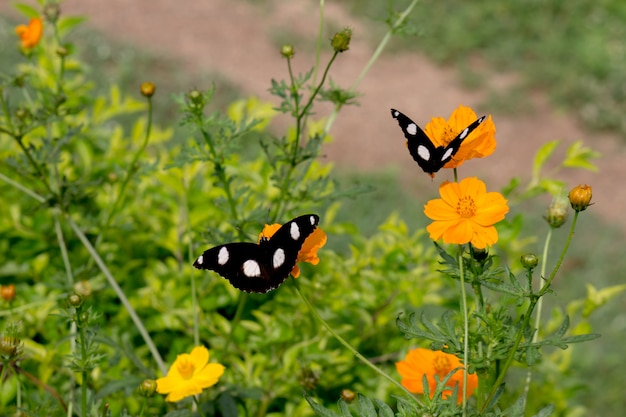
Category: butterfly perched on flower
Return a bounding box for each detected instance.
[193,214,323,293]
[390,108,488,177]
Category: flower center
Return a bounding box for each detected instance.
[457,196,476,218]
[433,353,453,379]
[441,125,458,145]
[176,357,196,380]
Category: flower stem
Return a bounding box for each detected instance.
[323,0,419,135]
[482,212,579,411]
[458,245,469,415]
[67,216,167,374]
[294,284,420,403]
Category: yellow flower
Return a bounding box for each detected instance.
[396,348,478,404]
[424,104,496,169]
[424,177,509,249]
[259,224,327,278]
[15,18,43,49]
[156,346,225,402]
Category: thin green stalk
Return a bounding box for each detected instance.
[295,285,421,404]
[192,394,207,417]
[67,216,167,374]
[482,213,579,411]
[323,0,420,135]
[181,173,200,346]
[53,209,78,417]
[77,313,89,417]
[0,171,46,203]
[102,95,154,232]
[312,0,325,85]
[222,293,249,354]
[458,246,469,415]
[274,52,339,221]
[523,228,552,399]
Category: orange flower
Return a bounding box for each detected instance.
[424,104,496,169]
[396,348,478,404]
[424,177,509,249]
[15,18,43,49]
[260,223,326,277]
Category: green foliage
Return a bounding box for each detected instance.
[0,1,618,417]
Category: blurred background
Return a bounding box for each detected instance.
[1,0,625,415]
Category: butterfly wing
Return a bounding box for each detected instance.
[390,108,486,176]
[193,214,320,293]
[193,242,276,293]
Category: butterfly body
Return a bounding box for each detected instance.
[193,214,320,293]
[390,109,486,176]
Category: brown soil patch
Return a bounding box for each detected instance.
[3,0,621,230]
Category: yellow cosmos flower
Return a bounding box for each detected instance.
[424,104,496,169]
[260,224,327,277]
[424,177,509,249]
[156,346,225,402]
[15,18,43,49]
[396,348,478,404]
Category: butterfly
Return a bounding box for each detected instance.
[390,109,486,177]
[193,214,320,293]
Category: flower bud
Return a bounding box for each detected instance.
[471,246,489,262]
[280,44,294,58]
[0,335,23,360]
[544,196,568,228]
[67,293,83,308]
[139,379,157,397]
[1,284,15,302]
[568,184,592,212]
[140,82,156,98]
[341,388,356,403]
[331,28,352,52]
[44,3,60,23]
[56,46,69,57]
[520,253,539,270]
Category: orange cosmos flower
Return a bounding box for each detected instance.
[156,346,225,402]
[424,104,496,169]
[15,18,43,49]
[260,223,327,277]
[424,177,509,249]
[396,348,478,404]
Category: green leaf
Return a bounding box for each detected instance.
[357,394,377,417]
[563,140,600,172]
[305,394,340,417]
[532,403,555,417]
[14,3,40,18]
[373,399,394,417]
[532,140,560,180]
[57,16,87,37]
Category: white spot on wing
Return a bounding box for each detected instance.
[217,247,229,265]
[442,148,454,161]
[242,260,261,277]
[458,127,470,140]
[273,248,286,268]
[310,215,316,225]
[196,255,204,265]
[407,123,417,136]
[392,110,399,117]
[417,144,431,161]
[290,222,300,240]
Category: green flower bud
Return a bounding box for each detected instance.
[67,293,83,308]
[341,389,356,403]
[280,44,295,58]
[139,379,157,397]
[544,197,568,228]
[520,253,539,270]
[331,28,352,52]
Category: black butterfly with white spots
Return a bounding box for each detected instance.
[193,214,320,293]
[390,109,486,177]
